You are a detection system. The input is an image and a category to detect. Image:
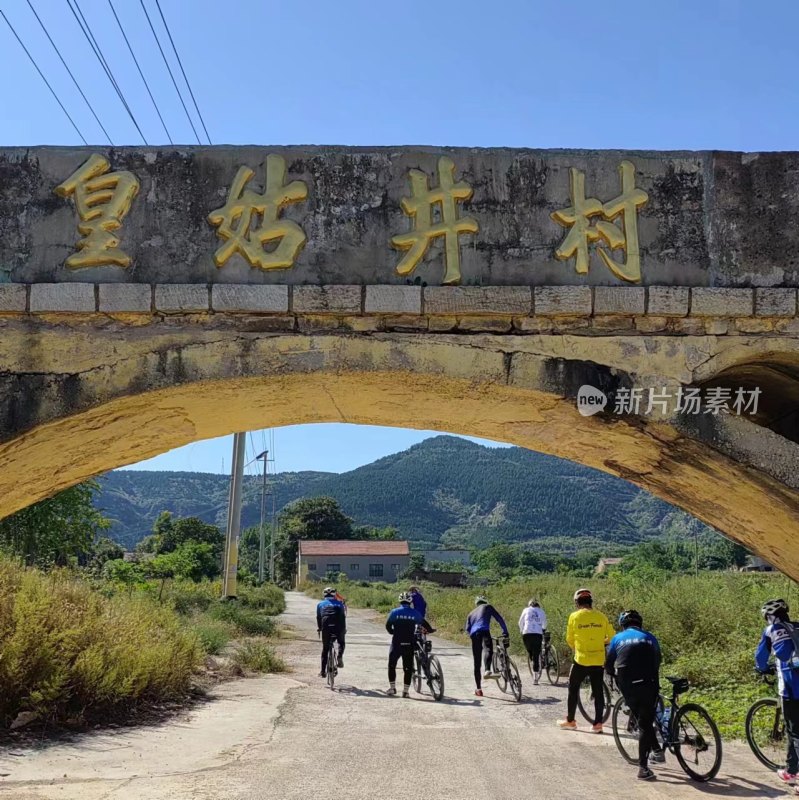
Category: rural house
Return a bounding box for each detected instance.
[297,540,410,586]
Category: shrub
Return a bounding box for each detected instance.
[193,619,234,655]
[238,583,286,615]
[165,579,219,615]
[208,601,277,636]
[232,640,285,673]
[0,557,202,727]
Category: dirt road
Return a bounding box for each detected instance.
[0,592,784,799]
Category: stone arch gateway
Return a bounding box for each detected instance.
[0,146,798,577]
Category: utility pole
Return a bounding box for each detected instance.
[222,432,246,599]
[256,450,269,583]
[269,470,278,583]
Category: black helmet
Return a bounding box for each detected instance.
[475,595,488,606]
[618,609,643,629]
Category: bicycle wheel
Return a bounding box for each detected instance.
[745,698,783,771]
[413,653,423,694]
[577,678,611,723]
[427,655,445,701]
[507,658,523,701]
[545,646,560,685]
[326,647,336,690]
[672,702,723,782]
[612,696,640,765]
[494,650,508,693]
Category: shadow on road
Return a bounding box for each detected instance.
[648,769,782,797]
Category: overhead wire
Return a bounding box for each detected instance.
[153,0,210,144]
[25,0,114,144]
[138,0,201,144]
[65,0,148,143]
[107,0,173,144]
[0,9,88,144]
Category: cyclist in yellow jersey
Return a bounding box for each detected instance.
[557,587,615,732]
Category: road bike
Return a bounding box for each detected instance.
[412,626,444,701]
[745,671,783,771]
[491,636,523,701]
[611,676,722,782]
[319,630,339,690]
[577,671,618,723]
[527,631,560,685]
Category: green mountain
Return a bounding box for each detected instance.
[95,435,711,552]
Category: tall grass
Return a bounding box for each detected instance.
[0,558,202,727]
[314,571,790,737]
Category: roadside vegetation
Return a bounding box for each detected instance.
[306,570,792,738]
[0,484,286,731]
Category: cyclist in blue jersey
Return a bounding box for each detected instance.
[465,596,508,697]
[316,586,346,678]
[606,610,664,781]
[756,598,799,787]
[385,592,424,697]
[409,585,435,633]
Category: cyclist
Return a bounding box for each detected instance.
[606,610,665,781]
[334,589,348,616]
[465,596,509,698]
[409,585,435,633]
[385,592,424,697]
[519,599,547,685]
[558,587,614,733]
[755,598,799,787]
[316,586,346,677]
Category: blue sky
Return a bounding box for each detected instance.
[2,0,796,473]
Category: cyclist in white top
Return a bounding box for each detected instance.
[519,599,548,684]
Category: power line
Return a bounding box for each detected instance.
[65,0,148,144]
[0,9,88,144]
[25,0,113,144]
[153,0,211,144]
[138,0,201,144]
[107,0,173,144]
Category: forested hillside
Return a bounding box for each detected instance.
[96,436,713,551]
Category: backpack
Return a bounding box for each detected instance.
[781,621,799,670]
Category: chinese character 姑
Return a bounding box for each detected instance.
[54,154,139,269]
[551,160,648,283]
[208,154,308,271]
[391,156,478,285]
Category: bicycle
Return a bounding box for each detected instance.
[412,626,444,701]
[612,676,722,782]
[491,636,523,701]
[577,671,618,724]
[318,629,339,690]
[527,631,560,685]
[745,671,783,771]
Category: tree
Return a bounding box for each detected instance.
[0,481,109,568]
[275,497,353,585]
[89,536,125,574]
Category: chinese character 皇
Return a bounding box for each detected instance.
[391,156,478,285]
[551,160,648,283]
[208,154,308,271]
[55,154,139,269]
[704,387,732,415]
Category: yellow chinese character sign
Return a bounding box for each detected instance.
[551,160,648,283]
[54,154,139,269]
[391,156,478,285]
[208,154,308,271]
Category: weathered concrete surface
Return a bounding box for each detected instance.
[0,592,778,800]
[2,147,799,287]
[0,319,797,579]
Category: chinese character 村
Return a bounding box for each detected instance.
[55,154,140,269]
[208,154,308,271]
[551,160,648,283]
[392,157,478,285]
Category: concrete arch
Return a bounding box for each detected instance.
[0,325,798,579]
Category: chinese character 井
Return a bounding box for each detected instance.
[55,154,139,269]
[551,160,648,283]
[208,154,308,271]
[391,156,478,285]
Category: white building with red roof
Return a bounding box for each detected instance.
[298,540,410,585]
